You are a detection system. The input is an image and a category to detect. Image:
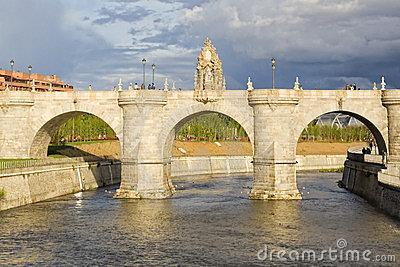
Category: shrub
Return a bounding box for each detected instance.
[0,188,5,199]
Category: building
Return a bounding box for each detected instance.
[0,69,73,92]
[313,113,363,128]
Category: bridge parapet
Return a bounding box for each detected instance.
[0,90,34,107]
[382,89,400,105]
[250,88,384,100]
[248,89,299,106]
[118,90,167,106]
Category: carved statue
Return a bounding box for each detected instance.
[247,77,254,91]
[381,76,386,90]
[194,37,225,102]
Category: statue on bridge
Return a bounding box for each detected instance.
[194,38,225,103]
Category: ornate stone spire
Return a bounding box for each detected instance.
[194,37,224,102]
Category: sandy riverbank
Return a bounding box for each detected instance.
[49,140,367,158]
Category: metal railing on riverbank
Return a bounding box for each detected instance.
[0,156,119,172]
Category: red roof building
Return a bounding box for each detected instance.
[0,69,73,92]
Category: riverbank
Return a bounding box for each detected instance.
[0,159,120,211]
[47,140,367,158]
[0,154,347,211]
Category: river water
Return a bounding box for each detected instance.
[0,172,399,266]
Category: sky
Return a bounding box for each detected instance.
[0,0,399,90]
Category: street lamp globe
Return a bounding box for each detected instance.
[271,57,276,69]
[10,59,14,67]
[28,65,32,72]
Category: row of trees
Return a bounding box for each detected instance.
[51,113,374,145]
[51,114,117,144]
[176,113,249,142]
[300,124,373,142]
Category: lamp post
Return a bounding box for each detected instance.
[28,65,32,88]
[142,58,146,89]
[10,59,15,88]
[271,57,276,89]
[151,63,156,87]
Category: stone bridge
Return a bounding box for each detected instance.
[1,88,400,200]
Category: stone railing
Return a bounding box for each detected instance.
[346,148,385,166]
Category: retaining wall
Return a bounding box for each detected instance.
[171,155,346,177]
[0,154,347,211]
[296,155,346,171]
[171,156,253,177]
[0,161,120,211]
[342,152,400,219]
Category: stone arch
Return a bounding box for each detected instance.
[30,111,122,158]
[293,110,388,155]
[158,103,254,161]
[155,102,254,186]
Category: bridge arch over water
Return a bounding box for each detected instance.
[294,110,388,155]
[30,110,122,158]
[159,106,254,190]
[160,103,255,158]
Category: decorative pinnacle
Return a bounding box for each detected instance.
[247,77,254,91]
[381,76,386,90]
[293,76,302,90]
[118,78,123,91]
[164,78,169,91]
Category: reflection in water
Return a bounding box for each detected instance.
[74,192,84,211]
[116,199,173,242]
[0,173,399,265]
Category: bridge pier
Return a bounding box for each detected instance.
[382,91,400,163]
[0,91,34,159]
[382,91,400,180]
[248,92,301,200]
[115,91,174,199]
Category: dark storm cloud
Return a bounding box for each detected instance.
[0,0,110,85]
[146,0,400,89]
[1,0,399,90]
